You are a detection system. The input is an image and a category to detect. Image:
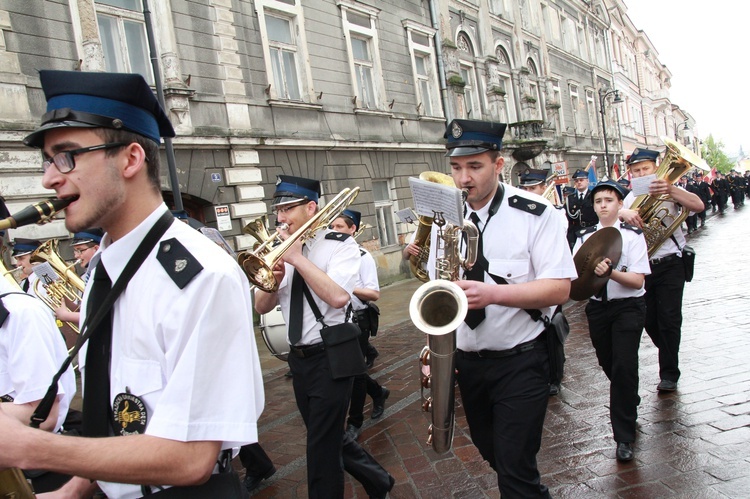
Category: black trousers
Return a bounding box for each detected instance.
[238,442,273,477]
[456,342,551,498]
[348,328,383,428]
[645,258,686,383]
[585,296,646,443]
[288,349,390,498]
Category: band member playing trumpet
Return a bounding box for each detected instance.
[573,180,650,462]
[11,238,40,293]
[438,119,576,497]
[0,70,264,498]
[254,176,393,498]
[618,148,704,392]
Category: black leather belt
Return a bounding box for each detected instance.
[650,254,681,266]
[289,342,326,358]
[458,336,544,359]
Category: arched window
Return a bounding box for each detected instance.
[457,32,480,119]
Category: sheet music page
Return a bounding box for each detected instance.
[409,177,464,227]
[630,174,656,196]
[395,207,418,224]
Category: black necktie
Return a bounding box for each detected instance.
[287,269,305,346]
[82,261,113,437]
[464,212,486,329]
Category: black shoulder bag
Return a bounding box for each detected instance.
[301,283,366,379]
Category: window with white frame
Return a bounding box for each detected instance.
[457,33,479,119]
[95,0,153,84]
[460,64,478,118]
[569,84,581,132]
[585,89,597,135]
[404,21,441,117]
[550,79,562,132]
[577,26,588,60]
[339,1,384,111]
[256,0,313,102]
[527,59,542,120]
[495,46,515,123]
[372,179,397,247]
[489,0,513,21]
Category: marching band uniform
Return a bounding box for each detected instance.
[259,176,393,499]
[574,181,650,462]
[621,148,699,392]
[565,169,598,248]
[11,70,264,498]
[79,204,264,499]
[336,210,389,440]
[434,120,576,497]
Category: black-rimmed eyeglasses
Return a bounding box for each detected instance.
[42,142,128,174]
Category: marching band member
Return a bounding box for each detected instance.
[565,169,598,249]
[255,176,394,498]
[330,209,390,441]
[11,238,40,293]
[0,273,76,492]
[573,180,650,462]
[439,119,576,497]
[618,147,703,393]
[0,70,263,498]
[54,228,103,325]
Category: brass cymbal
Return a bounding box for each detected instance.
[569,226,623,301]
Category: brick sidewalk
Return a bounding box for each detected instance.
[249,205,750,498]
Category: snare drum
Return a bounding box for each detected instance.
[260,305,289,361]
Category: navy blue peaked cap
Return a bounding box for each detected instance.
[272,175,320,207]
[24,70,175,148]
[571,169,588,179]
[519,168,547,186]
[625,147,659,166]
[12,238,40,257]
[341,209,361,230]
[591,180,627,200]
[71,228,104,245]
[444,119,507,157]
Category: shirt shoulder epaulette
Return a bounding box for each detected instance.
[620,222,643,234]
[325,232,351,242]
[359,248,366,256]
[578,226,597,237]
[508,195,547,216]
[156,238,204,289]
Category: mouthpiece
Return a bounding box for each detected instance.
[0,197,73,230]
[276,223,289,231]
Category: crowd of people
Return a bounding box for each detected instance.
[0,68,744,498]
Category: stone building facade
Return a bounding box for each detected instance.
[0,0,696,281]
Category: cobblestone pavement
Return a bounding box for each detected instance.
[247,205,750,498]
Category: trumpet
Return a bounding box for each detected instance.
[0,197,72,230]
[410,202,479,454]
[237,187,360,292]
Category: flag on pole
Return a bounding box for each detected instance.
[585,155,598,188]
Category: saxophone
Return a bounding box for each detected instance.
[409,199,478,454]
[630,137,701,257]
[408,171,457,282]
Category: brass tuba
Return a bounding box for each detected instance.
[409,200,479,454]
[237,187,360,292]
[629,137,701,257]
[408,171,456,282]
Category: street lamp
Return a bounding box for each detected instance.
[598,88,623,179]
[676,120,690,146]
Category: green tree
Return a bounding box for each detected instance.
[700,135,734,173]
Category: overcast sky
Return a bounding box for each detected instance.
[622,1,750,158]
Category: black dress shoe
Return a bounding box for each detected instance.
[371,387,390,419]
[616,442,634,462]
[549,383,560,396]
[369,474,395,499]
[657,379,677,392]
[243,466,276,492]
[345,423,362,441]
